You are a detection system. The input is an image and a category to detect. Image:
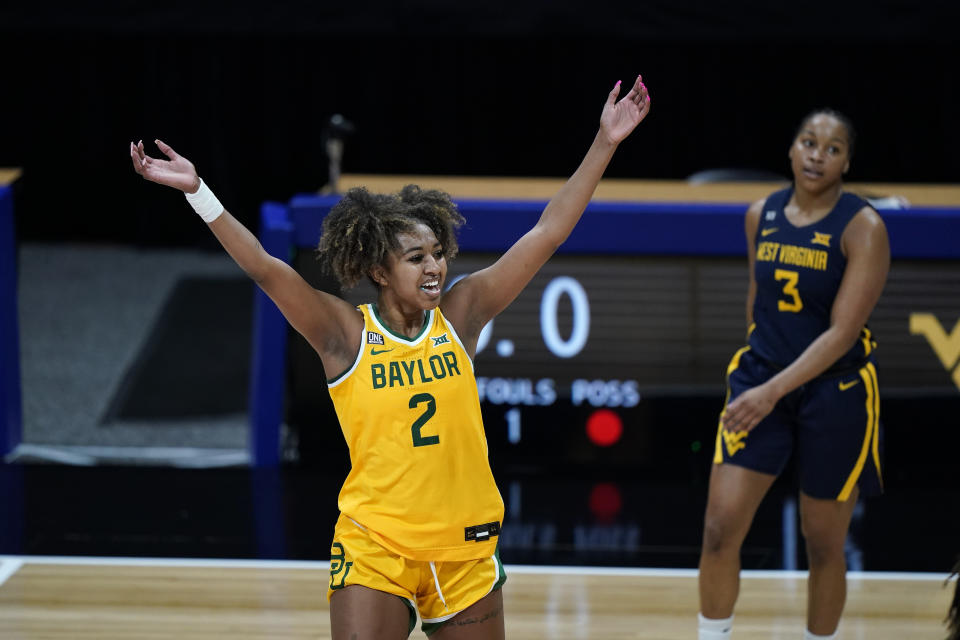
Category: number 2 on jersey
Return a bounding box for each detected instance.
[774,269,803,312]
[409,393,440,447]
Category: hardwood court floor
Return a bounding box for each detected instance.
[0,557,952,639]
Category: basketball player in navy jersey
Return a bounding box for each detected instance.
[696,110,890,640]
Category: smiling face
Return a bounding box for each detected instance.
[371,222,447,310]
[789,113,852,194]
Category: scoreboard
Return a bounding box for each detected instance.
[316,252,960,475]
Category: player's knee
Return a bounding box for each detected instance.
[801,527,845,567]
[701,514,739,554]
[804,540,843,568]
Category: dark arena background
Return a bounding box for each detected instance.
[1,1,959,637]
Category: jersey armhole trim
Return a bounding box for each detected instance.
[442,313,475,372]
[755,190,784,244]
[327,321,367,387]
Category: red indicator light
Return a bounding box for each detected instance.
[586,409,623,447]
[589,482,623,521]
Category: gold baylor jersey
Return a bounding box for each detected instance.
[327,303,503,562]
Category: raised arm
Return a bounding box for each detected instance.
[441,76,651,350]
[721,207,890,432]
[129,140,362,375]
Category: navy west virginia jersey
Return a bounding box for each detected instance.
[749,187,876,373]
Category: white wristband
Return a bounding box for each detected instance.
[184,178,224,223]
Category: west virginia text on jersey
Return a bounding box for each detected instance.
[327,304,504,562]
[755,241,829,271]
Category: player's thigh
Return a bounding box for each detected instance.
[327,515,419,638]
[330,584,413,640]
[430,588,505,640]
[799,487,859,553]
[703,462,777,547]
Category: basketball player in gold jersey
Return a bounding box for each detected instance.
[131,74,651,639]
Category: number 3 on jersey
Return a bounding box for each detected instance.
[774,268,803,313]
[409,393,440,447]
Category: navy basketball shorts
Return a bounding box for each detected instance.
[713,347,883,501]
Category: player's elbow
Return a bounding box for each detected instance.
[243,254,281,285]
[829,324,865,353]
[532,222,567,252]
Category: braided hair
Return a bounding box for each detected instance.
[317,185,465,289]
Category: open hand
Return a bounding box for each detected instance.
[599,75,651,145]
[720,383,779,432]
[130,139,200,193]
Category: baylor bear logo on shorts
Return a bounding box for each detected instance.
[330,542,353,590]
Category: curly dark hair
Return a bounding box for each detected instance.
[794,108,857,159]
[317,184,466,289]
